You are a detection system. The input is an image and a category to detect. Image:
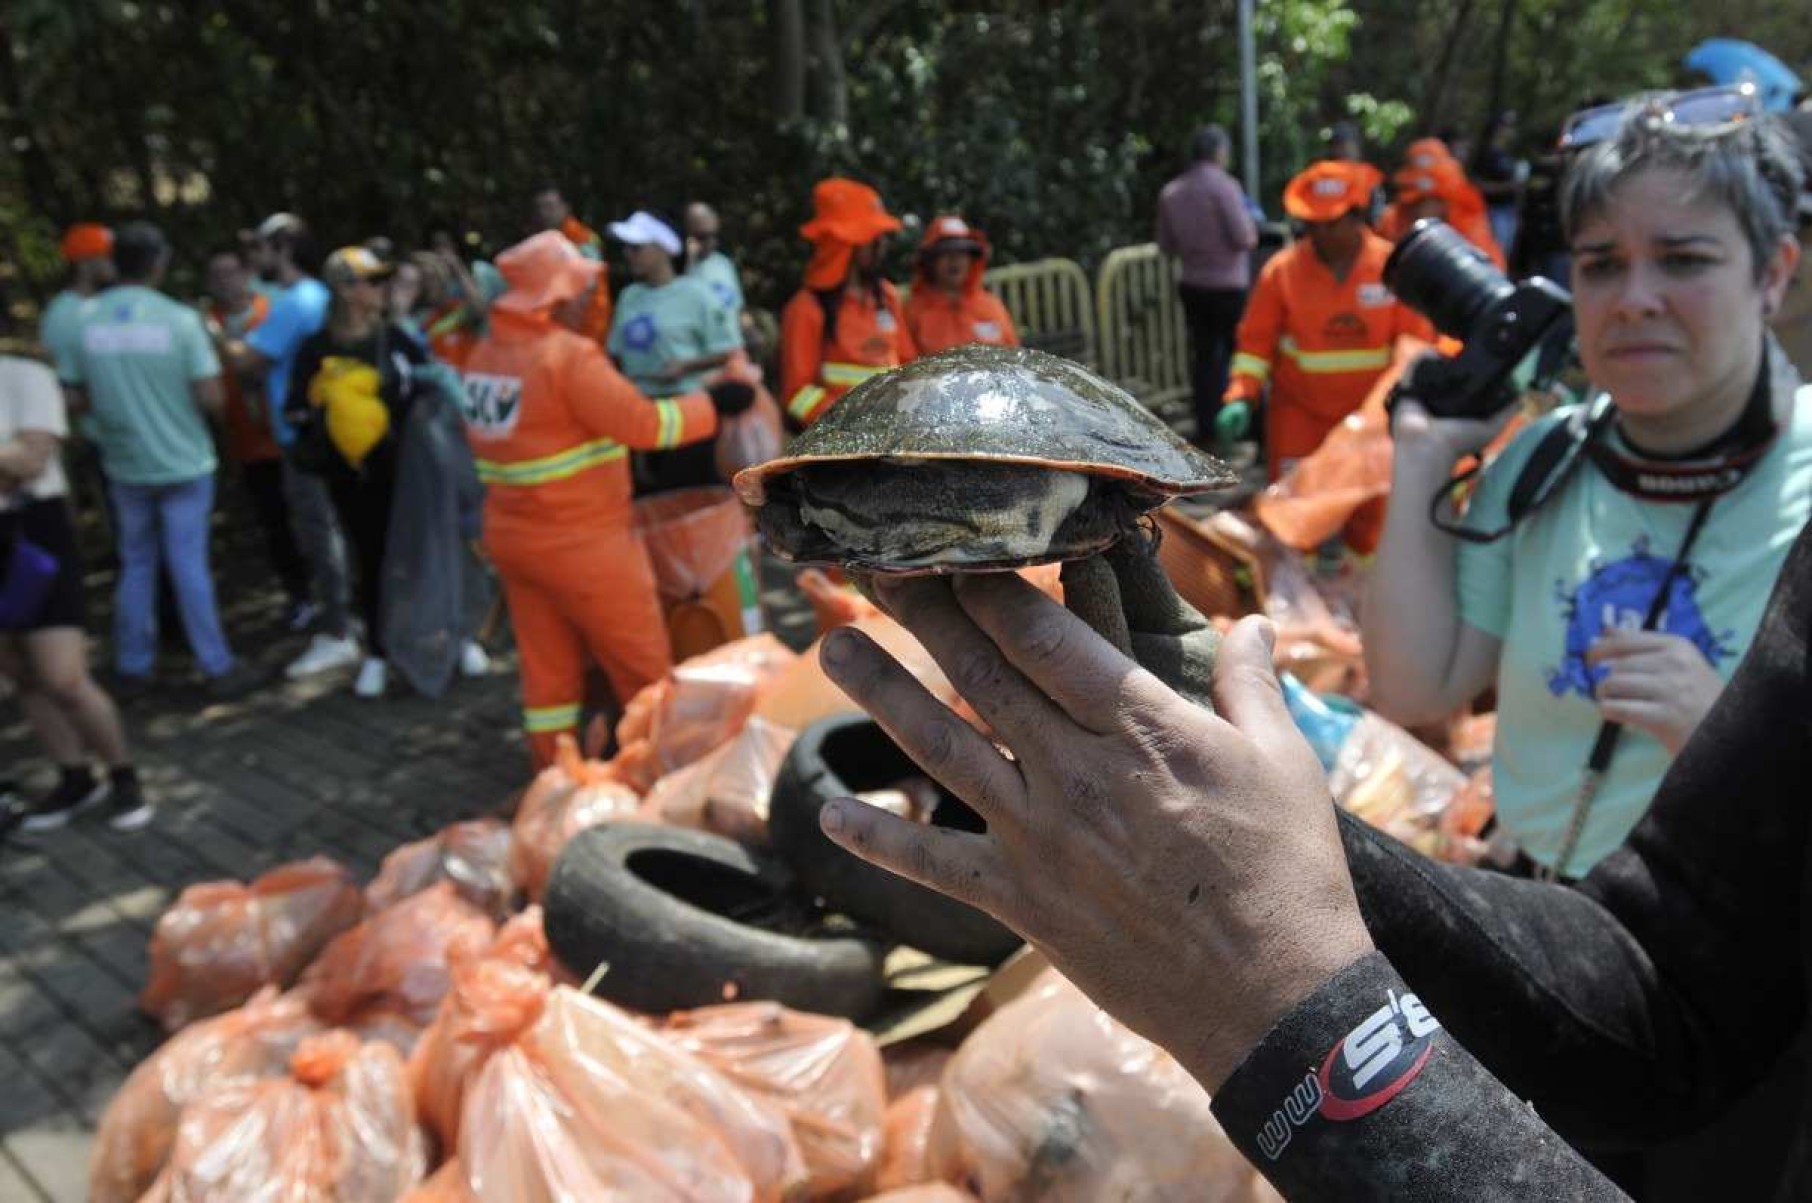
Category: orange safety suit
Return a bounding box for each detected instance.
[904,215,1021,355]
[560,216,614,345]
[461,307,717,766]
[1380,157,1506,269]
[208,292,277,464]
[779,283,916,426]
[1226,230,1434,479]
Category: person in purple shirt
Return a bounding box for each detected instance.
[1157,126,1259,445]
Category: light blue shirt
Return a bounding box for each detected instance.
[608,276,741,398]
[246,276,330,446]
[61,285,221,486]
[688,251,745,320]
[1457,363,1812,872]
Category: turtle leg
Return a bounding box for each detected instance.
[1104,537,1220,714]
[1060,556,1134,658]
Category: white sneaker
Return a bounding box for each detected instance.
[285,633,361,680]
[354,657,388,699]
[459,641,490,678]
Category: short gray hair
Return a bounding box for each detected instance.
[1192,125,1231,163]
[1561,112,1804,279]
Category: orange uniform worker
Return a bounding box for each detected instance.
[533,183,614,346]
[904,215,1020,354]
[779,179,917,427]
[459,232,755,766]
[1379,146,1506,268]
[1220,160,1436,480]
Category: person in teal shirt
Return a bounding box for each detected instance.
[59,222,252,697]
[38,224,116,371]
[608,210,741,398]
[684,202,746,321]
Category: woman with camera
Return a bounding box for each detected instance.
[1366,102,1812,880]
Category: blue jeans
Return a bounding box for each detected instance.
[110,476,235,678]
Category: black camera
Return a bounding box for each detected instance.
[1383,219,1574,420]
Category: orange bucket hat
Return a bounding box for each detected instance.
[491,230,604,314]
[800,179,902,290]
[1403,137,1457,170]
[60,223,113,263]
[1283,161,1384,223]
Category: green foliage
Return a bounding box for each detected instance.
[1,0,1807,319]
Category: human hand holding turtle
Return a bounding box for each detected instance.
[816,573,1374,1089]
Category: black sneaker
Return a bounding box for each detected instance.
[105,768,154,832]
[20,767,110,832]
[107,672,157,705]
[205,663,264,702]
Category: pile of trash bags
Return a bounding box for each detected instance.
[104,559,1499,1199]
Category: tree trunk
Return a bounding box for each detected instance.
[1422,0,1479,127]
[773,0,806,122]
[808,0,848,129]
[1482,0,1518,125]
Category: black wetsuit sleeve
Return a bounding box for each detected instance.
[1211,951,1625,1199]
[1339,514,1812,1151]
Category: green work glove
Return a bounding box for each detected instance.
[1061,536,1220,714]
[1214,400,1252,449]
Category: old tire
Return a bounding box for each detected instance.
[769,715,1023,965]
[542,823,885,1019]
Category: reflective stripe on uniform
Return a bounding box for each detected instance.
[654,399,685,450]
[523,703,582,733]
[820,361,887,388]
[1231,352,1272,382]
[1278,336,1392,374]
[474,439,626,486]
[787,384,827,422]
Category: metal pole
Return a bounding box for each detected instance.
[1238,0,1260,200]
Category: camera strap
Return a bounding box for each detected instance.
[1538,495,1715,881]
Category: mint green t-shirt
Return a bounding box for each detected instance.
[608,276,741,398]
[1456,373,1812,873]
[60,285,222,486]
[38,290,90,368]
[689,251,745,319]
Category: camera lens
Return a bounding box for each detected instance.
[1384,219,1515,340]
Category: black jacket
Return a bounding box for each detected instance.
[1211,513,1812,1200]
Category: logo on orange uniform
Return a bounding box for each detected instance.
[460,373,523,438]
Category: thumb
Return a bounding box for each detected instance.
[1210,616,1291,744]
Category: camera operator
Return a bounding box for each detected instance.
[1366,100,1812,880]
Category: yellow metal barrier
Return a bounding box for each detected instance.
[981,258,1097,367]
[1095,243,1190,416]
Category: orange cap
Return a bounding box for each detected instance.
[60,223,113,263]
[491,230,604,314]
[1282,161,1384,223]
[1394,158,1467,205]
[799,178,902,246]
[1403,137,1456,170]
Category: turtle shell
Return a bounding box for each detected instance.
[734,345,1237,573]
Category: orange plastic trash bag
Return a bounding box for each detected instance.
[883,1041,955,1101]
[665,1001,888,1198]
[91,988,321,1203]
[797,568,879,634]
[140,1030,424,1202]
[510,734,644,901]
[614,634,799,793]
[716,387,786,481]
[646,716,797,846]
[757,614,964,732]
[410,955,806,1201]
[876,1085,943,1191]
[140,856,363,1033]
[300,881,496,1033]
[860,1188,980,1203]
[365,819,515,920]
[636,485,753,602]
[929,973,1281,1202]
[1253,405,1394,553]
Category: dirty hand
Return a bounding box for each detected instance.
[1588,629,1724,754]
[1060,537,1220,712]
[818,573,1374,1090]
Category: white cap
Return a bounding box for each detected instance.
[608,211,682,256]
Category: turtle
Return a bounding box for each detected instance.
[733,344,1237,575]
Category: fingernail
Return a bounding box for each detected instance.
[821,630,853,669]
[820,801,845,835]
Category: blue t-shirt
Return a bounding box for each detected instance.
[246,276,330,446]
[1456,363,1812,873]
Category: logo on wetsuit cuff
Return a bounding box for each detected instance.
[1255,990,1440,1161]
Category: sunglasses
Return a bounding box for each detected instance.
[1558,82,1762,152]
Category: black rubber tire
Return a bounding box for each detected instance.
[768,715,1023,965]
[542,823,885,1019]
